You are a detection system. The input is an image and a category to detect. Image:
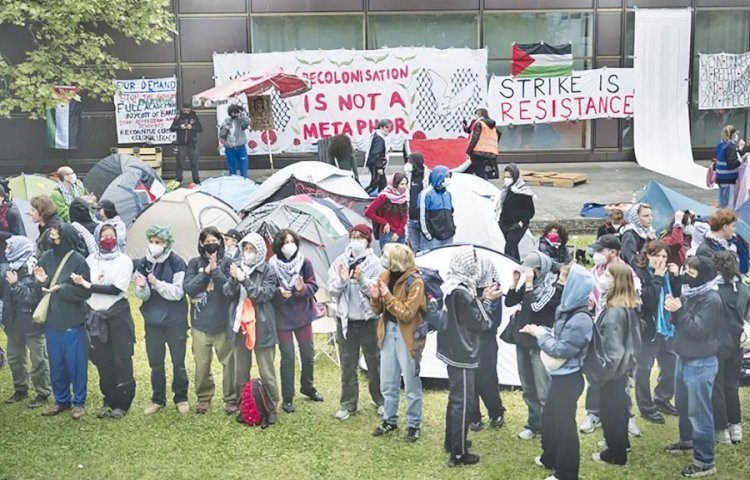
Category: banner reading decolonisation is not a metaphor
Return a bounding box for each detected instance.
[113,77,177,144]
[212,48,488,154]
[487,68,635,126]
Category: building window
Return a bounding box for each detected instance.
[367,14,479,50]
[251,15,364,53]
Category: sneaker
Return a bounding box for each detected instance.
[469,421,483,432]
[335,408,352,420]
[715,429,731,445]
[41,404,71,417]
[282,401,296,413]
[628,417,642,437]
[404,426,421,443]
[176,402,190,414]
[592,450,626,466]
[71,406,85,420]
[642,411,666,424]
[28,395,48,409]
[597,439,632,452]
[490,415,505,429]
[4,391,28,404]
[544,475,561,480]
[681,463,717,478]
[110,408,127,419]
[196,401,210,414]
[448,453,480,467]
[517,428,537,440]
[371,421,398,437]
[534,456,551,469]
[580,414,600,434]
[728,423,742,444]
[376,405,385,417]
[96,406,113,419]
[301,389,324,402]
[143,403,163,415]
[224,403,239,415]
[665,442,693,455]
[656,400,679,416]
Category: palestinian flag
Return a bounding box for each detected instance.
[511,43,573,78]
[46,86,81,150]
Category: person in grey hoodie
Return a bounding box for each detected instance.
[219,104,250,178]
[521,264,594,480]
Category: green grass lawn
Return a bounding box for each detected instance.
[1,292,749,479]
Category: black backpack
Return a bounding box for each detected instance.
[405,267,447,341]
[582,312,614,384]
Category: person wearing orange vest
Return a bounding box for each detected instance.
[464,108,501,180]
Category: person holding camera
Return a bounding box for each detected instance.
[170,103,203,185]
[219,104,250,179]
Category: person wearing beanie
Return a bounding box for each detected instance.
[365,119,390,195]
[365,173,409,250]
[94,199,127,252]
[133,225,190,416]
[327,224,384,420]
[0,184,27,264]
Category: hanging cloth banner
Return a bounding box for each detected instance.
[487,68,634,126]
[113,77,178,144]
[212,48,488,154]
[698,52,750,110]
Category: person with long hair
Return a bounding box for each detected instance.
[634,240,680,424]
[597,209,625,239]
[328,134,359,183]
[713,125,746,209]
[696,208,738,261]
[538,222,572,271]
[498,164,535,261]
[30,195,62,256]
[592,263,642,466]
[270,229,323,413]
[711,250,749,445]
[365,172,408,249]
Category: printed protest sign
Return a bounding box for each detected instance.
[114,77,177,144]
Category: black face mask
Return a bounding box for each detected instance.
[203,243,220,255]
[681,274,702,288]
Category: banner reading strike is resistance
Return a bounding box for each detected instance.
[114,77,177,144]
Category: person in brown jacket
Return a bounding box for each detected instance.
[368,243,426,443]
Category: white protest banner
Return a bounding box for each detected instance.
[114,77,177,144]
[487,68,635,126]
[212,48,488,154]
[698,53,750,110]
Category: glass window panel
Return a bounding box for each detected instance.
[624,11,634,59]
[500,121,590,151]
[367,14,478,49]
[483,12,593,59]
[252,15,363,53]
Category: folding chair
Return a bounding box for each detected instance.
[295,289,340,368]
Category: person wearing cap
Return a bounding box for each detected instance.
[0,184,27,263]
[170,103,203,185]
[94,199,127,252]
[327,224,384,421]
[223,229,242,261]
[50,166,95,222]
[365,120,390,195]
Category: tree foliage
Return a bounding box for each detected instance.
[0,0,174,118]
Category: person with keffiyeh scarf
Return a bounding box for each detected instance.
[504,251,562,441]
[365,172,408,249]
[1,236,50,408]
[226,231,280,424]
[327,224,384,421]
[498,164,535,261]
[620,203,655,267]
[50,166,95,222]
[269,229,322,414]
[695,209,738,262]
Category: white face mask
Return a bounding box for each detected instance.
[503,177,514,187]
[597,275,612,293]
[68,173,77,184]
[243,252,257,265]
[593,252,608,266]
[349,238,367,256]
[148,243,165,258]
[281,243,297,260]
[404,163,413,174]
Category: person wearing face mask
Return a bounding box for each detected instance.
[1,236,50,409]
[634,241,681,424]
[369,243,425,443]
[183,226,236,415]
[713,125,749,209]
[538,222,572,272]
[418,165,456,251]
[664,256,722,478]
[93,199,127,252]
[68,197,98,257]
[620,203,655,268]
[223,229,242,262]
[226,232,280,425]
[133,225,190,416]
[597,209,625,239]
[504,251,563,441]
[365,120,390,195]
[269,228,322,413]
[70,225,135,419]
[365,172,409,249]
[50,166,95,222]
[34,223,91,419]
[219,104,251,178]
[404,153,429,253]
[498,164,535,261]
[464,108,501,180]
[327,224,384,421]
[696,209,738,262]
[438,246,503,467]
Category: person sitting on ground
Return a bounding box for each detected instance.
[418,166,456,251]
[538,222,573,272]
[597,209,625,239]
[50,166,95,222]
[620,203,655,267]
[93,199,127,252]
[365,172,408,249]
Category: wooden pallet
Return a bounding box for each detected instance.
[112,146,163,176]
[521,170,587,188]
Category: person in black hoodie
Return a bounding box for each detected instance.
[711,250,750,445]
[664,256,722,478]
[464,108,501,180]
[68,197,97,257]
[0,185,26,263]
[183,226,236,415]
[498,164,535,261]
[34,223,91,419]
[437,246,502,467]
[504,251,562,440]
[405,152,429,253]
[169,103,203,185]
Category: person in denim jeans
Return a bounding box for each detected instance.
[404,153,429,253]
[219,104,250,178]
[369,244,425,443]
[664,256,722,478]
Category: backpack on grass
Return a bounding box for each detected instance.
[236,378,272,428]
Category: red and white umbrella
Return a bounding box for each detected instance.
[191,68,310,107]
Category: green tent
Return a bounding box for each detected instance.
[7,174,57,200]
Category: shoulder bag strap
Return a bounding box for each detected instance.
[49,251,74,288]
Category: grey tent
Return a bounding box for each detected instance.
[83,153,161,199]
[101,168,163,226]
[13,199,39,242]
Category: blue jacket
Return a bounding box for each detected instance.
[418,166,455,241]
[715,140,739,184]
[537,265,594,375]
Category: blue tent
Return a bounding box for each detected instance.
[198,175,257,212]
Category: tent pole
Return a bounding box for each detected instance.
[267,129,275,174]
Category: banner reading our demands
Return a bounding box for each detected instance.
[113,77,177,144]
[488,68,635,126]
[212,48,488,154]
